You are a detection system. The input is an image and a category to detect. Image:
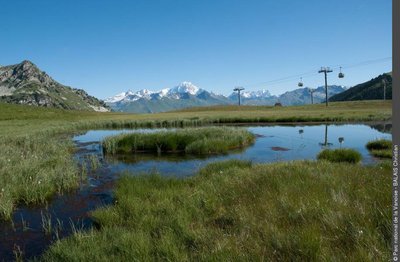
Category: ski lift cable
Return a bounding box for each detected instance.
[237,56,392,89]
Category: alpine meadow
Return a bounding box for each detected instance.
[0,0,393,260]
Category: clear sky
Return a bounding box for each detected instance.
[0,0,392,98]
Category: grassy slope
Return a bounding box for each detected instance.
[329,73,392,102]
[42,160,391,261]
[0,100,392,219]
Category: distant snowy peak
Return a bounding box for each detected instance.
[242,89,273,98]
[229,89,273,99]
[167,82,201,96]
[137,89,155,96]
[105,89,153,103]
[105,90,133,103]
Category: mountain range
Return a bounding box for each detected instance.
[105,82,231,113]
[106,83,346,113]
[0,60,109,111]
[0,60,353,114]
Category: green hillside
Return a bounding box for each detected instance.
[329,73,392,102]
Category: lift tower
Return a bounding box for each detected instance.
[318,67,333,107]
[233,87,245,106]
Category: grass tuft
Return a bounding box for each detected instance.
[366,139,392,159]
[317,148,362,164]
[366,139,392,150]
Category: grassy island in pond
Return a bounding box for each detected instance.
[366,139,393,159]
[317,148,362,164]
[102,127,255,155]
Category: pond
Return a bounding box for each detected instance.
[75,123,391,176]
[0,123,392,260]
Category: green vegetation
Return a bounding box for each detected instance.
[0,100,392,220]
[366,139,392,150]
[330,73,392,102]
[42,160,391,261]
[317,148,362,164]
[0,136,80,220]
[102,127,255,155]
[366,139,393,159]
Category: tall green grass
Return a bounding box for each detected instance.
[102,127,255,155]
[317,148,362,164]
[0,135,80,220]
[42,160,391,261]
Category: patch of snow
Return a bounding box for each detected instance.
[167,82,200,96]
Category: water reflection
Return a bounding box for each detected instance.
[338,137,345,148]
[370,123,392,134]
[73,123,392,177]
[318,124,333,147]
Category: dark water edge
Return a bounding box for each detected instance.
[0,143,116,261]
[0,123,392,261]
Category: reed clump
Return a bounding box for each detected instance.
[366,139,392,159]
[102,127,255,155]
[317,148,362,164]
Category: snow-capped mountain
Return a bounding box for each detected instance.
[167,81,201,96]
[105,82,204,103]
[229,89,273,99]
[105,82,346,113]
[105,90,134,103]
[105,89,154,103]
[228,89,277,105]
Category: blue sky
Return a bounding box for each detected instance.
[0,0,392,98]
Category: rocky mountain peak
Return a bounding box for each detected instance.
[1,60,52,86]
[0,60,109,112]
[21,60,35,67]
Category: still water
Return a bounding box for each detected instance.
[74,123,392,176]
[0,123,392,260]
